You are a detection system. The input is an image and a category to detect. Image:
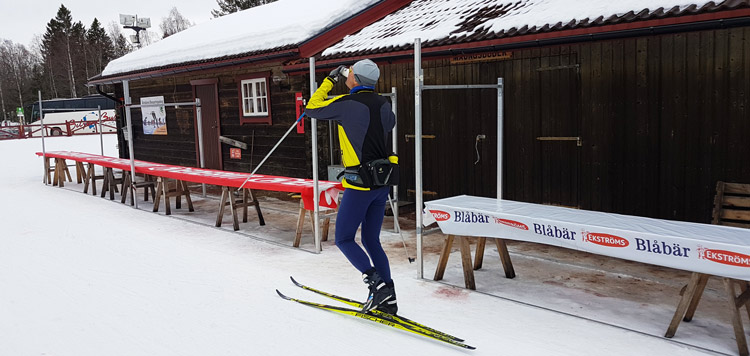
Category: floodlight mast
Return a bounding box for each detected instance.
[120,13,150,48]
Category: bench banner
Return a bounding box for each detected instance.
[38,151,342,210]
[425,195,750,280]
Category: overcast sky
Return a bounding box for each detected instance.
[0,1,218,47]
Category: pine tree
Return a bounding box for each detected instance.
[107,20,132,58]
[211,0,278,17]
[71,21,87,95]
[41,5,78,97]
[112,33,131,58]
[87,19,115,75]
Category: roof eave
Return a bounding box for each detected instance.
[288,7,750,72]
[297,0,413,58]
[88,49,299,86]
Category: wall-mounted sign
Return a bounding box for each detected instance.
[450,51,513,64]
[230,148,241,159]
[295,92,304,134]
[140,96,167,135]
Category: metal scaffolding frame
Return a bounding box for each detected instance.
[121,80,205,208]
[38,90,106,184]
[413,38,505,278]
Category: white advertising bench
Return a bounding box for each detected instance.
[425,195,750,355]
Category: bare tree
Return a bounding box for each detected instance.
[0,74,6,121]
[30,34,58,98]
[0,40,38,123]
[160,7,193,39]
[137,30,161,47]
[2,41,26,119]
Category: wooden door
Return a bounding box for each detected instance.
[535,55,581,208]
[192,80,222,170]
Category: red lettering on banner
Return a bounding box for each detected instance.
[698,247,750,267]
[582,232,629,247]
[494,218,528,230]
[430,210,450,221]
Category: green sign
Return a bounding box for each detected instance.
[16,107,23,115]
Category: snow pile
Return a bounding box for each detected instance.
[324,0,716,55]
[102,0,380,76]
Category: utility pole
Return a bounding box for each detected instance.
[119,14,151,48]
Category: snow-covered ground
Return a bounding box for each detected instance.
[0,135,736,355]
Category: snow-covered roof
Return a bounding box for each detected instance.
[101,0,381,77]
[323,0,748,57]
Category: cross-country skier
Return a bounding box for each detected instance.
[305,59,398,315]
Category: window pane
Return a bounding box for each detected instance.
[261,98,267,113]
[247,98,254,113]
[243,83,250,98]
[259,81,266,96]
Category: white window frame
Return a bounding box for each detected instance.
[240,78,269,117]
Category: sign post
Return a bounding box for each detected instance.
[16,107,24,124]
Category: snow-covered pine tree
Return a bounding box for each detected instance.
[211,0,278,18]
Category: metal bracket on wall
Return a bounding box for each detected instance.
[220,136,248,150]
[405,134,436,142]
[536,64,580,73]
[407,189,437,197]
[536,136,582,147]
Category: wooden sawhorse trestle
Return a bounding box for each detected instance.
[666,181,750,356]
[100,167,124,200]
[292,198,335,248]
[45,157,74,187]
[83,163,104,195]
[666,273,750,356]
[153,177,194,215]
[216,186,265,231]
[433,235,515,290]
[120,172,157,206]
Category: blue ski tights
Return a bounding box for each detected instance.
[334,186,392,283]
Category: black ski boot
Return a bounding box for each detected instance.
[362,268,398,315]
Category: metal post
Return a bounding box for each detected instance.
[122,80,138,209]
[195,98,206,197]
[497,78,504,200]
[390,87,399,232]
[310,57,321,253]
[98,105,104,156]
[414,38,424,278]
[39,91,47,184]
[329,122,334,164]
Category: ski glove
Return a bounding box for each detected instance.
[327,65,347,83]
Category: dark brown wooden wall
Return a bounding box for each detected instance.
[115,62,334,181]
[374,26,750,224]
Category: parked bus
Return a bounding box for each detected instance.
[27,110,117,137]
[24,94,116,121]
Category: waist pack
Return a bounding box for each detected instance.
[338,155,399,189]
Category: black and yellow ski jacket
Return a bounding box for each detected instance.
[305,77,395,190]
